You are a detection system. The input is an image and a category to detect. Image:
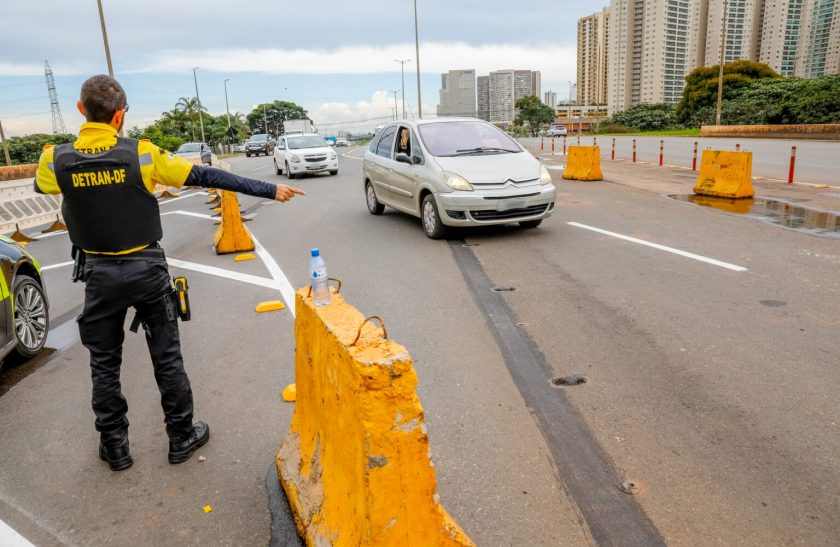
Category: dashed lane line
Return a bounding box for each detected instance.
[0,518,35,547]
[568,221,748,272]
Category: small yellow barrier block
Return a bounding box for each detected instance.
[214,190,255,254]
[694,150,754,198]
[256,300,286,313]
[282,384,296,403]
[277,290,474,546]
[234,253,256,262]
[563,145,603,181]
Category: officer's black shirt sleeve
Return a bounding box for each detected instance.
[184,166,276,199]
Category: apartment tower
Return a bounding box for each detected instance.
[438,69,477,117]
[795,0,840,76]
[577,7,611,105]
[477,76,490,121]
[488,70,541,124]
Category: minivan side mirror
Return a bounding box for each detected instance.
[395,153,412,165]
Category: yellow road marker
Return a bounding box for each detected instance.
[282,384,296,402]
[256,300,286,313]
[234,253,256,262]
[203,505,213,513]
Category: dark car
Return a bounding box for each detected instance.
[245,134,276,157]
[0,236,49,367]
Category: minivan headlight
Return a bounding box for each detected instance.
[539,164,553,185]
[289,154,301,163]
[441,171,474,191]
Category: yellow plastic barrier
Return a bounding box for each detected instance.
[276,290,474,547]
[562,145,603,181]
[214,190,254,254]
[693,150,754,198]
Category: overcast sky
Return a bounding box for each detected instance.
[1,0,607,136]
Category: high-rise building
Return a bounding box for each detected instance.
[608,0,697,114]
[438,69,477,117]
[544,90,557,108]
[760,0,805,75]
[795,0,840,76]
[704,0,764,65]
[477,76,490,121]
[487,70,541,124]
[577,7,611,105]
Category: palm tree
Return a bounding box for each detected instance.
[174,97,205,142]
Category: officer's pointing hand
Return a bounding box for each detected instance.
[274,184,306,202]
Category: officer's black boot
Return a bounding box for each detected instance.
[168,421,210,464]
[99,431,133,471]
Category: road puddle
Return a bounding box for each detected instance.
[667,194,840,238]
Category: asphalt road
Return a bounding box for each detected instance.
[519,136,840,185]
[1,148,839,546]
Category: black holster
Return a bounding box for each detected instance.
[71,246,86,283]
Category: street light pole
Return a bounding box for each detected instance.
[391,91,399,121]
[192,67,206,144]
[0,119,11,166]
[224,78,232,144]
[96,0,115,78]
[263,105,268,134]
[394,59,410,119]
[716,0,729,126]
[413,0,422,118]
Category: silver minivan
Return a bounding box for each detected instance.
[363,118,556,238]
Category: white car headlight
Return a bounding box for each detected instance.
[539,164,553,185]
[289,154,301,163]
[441,171,474,191]
[330,152,337,160]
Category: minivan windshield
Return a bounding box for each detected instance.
[417,121,521,157]
[287,136,328,149]
[176,143,200,153]
[249,134,268,142]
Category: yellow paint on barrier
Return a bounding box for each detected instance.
[282,384,296,402]
[563,145,603,181]
[694,150,754,198]
[276,290,474,547]
[214,190,255,254]
[256,300,286,313]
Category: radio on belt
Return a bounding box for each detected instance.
[173,276,191,321]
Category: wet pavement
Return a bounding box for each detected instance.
[667,194,840,238]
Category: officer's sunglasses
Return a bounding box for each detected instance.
[121,104,130,113]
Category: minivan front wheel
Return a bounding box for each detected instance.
[421,194,446,239]
[12,275,48,359]
[366,182,384,215]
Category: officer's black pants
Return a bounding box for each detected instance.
[78,257,193,439]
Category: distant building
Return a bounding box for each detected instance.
[487,70,541,124]
[796,0,840,76]
[703,0,764,65]
[438,69,477,117]
[577,7,610,106]
[477,76,490,121]
[544,90,557,108]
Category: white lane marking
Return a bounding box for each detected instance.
[342,147,364,160]
[567,222,748,272]
[0,518,35,547]
[251,233,297,317]
[167,258,279,291]
[157,190,207,205]
[41,261,73,271]
[34,230,67,239]
[162,210,213,220]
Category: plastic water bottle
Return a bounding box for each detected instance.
[310,248,331,306]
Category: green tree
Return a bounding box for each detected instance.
[246,101,309,135]
[608,103,679,131]
[5,133,76,165]
[514,95,555,136]
[676,60,780,125]
[127,125,185,152]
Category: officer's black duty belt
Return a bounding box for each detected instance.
[84,246,165,262]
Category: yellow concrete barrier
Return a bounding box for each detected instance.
[693,150,754,198]
[277,290,474,547]
[563,145,603,181]
[214,190,255,254]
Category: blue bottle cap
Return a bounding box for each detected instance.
[311,248,320,257]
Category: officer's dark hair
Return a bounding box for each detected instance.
[80,75,127,124]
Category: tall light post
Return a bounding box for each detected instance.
[413,0,422,118]
[391,91,399,121]
[96,0,115,78]
[224,78,232,145]
[567,80,573,123]
[192,67,206,144]
[0,120,11,166]
[716,0,729,126]
[394,59,411,119]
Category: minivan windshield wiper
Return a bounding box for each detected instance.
[451,146,516,156]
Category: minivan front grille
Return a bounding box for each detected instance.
[469,204,548,221]
[305,155,327,163]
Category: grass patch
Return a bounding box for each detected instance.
[217,152,245,159]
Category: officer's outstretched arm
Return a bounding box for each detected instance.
[184,166,305,202]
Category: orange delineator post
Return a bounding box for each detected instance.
[541,137,544,151]
[632,139,637,163]
[659,140,664,166]
[611,138,615,160]
[788,146,796,184]
[563,136,567,155]
[551,137,555,153]
[692,142,698,170]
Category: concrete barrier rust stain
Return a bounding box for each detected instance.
[276,289,474,546]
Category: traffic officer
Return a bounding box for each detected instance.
[35,74,304,471]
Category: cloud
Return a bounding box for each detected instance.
[139,42,576,79]
[311,91,438,131]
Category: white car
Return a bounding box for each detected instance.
[546,125,568,137]
[274,134,338,179]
